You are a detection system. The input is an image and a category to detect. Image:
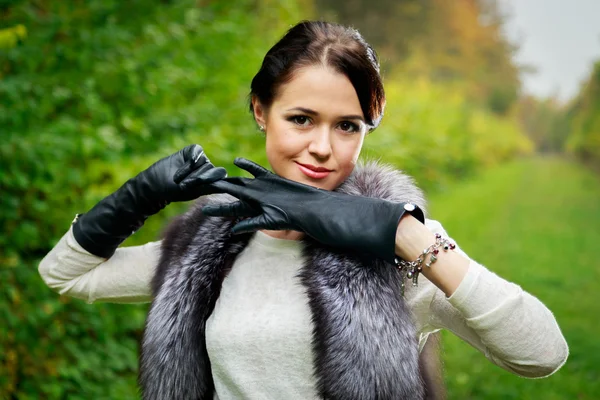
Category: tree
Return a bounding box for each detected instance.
[317,0,522,114]
[566,61,600,163]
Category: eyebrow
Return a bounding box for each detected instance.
[286,107,365,122]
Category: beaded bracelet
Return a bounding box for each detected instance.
[394,233,456,295]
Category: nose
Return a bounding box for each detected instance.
[307,127,332,160]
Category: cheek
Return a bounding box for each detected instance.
[264,125,302,173]
[334,135,364,172]
[264,135,280,172]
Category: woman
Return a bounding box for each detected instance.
[39,21,568,399]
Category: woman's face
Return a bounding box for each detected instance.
[253,65,367,191]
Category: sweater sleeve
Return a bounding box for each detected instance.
[38,225,159,304]
[425,220,569,378]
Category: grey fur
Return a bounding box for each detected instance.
[139,161,428,399]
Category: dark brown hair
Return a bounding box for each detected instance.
[250,20,386,130]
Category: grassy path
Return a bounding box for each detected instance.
[427,155,600,399]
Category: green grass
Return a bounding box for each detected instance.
[427,155,600,399]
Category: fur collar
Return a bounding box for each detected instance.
[139,161,428,399]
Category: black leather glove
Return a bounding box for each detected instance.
[204,158,424,263]
[72,144,227,258]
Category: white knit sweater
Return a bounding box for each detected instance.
[38,219,568,399]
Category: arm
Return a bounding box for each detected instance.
[401,218,569,378]
[38,144,225,302]
[395,215,469,297]
[39,225,159,303]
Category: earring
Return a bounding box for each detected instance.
[259,125,265,132]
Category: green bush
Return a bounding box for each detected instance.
[566,61,600,164]
[0,0,307,398]
[362,77,533,192]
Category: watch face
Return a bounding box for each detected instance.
[404,203,415,212]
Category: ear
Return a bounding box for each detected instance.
[251,96,267,129]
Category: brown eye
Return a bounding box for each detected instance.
[339,121,359,133]
[289,115,311,127]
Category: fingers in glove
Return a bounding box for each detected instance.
[202,201,259,218]
[200,166,227,182]
[191,146,206,165]
[231,205,291,234]
[233,157,270,178]
[231,214,272,234]
[174,150,207,184]
[180,163,227,187]
[207,178,252,199]
[183,143,203,160]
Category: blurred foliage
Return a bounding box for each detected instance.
[0,24,26,49]
[514,95,570,153]
[524,59,600,166]
[565,61,600,165]
[0,0,309,398]
[1,0,533,398]
[318,0,521,115]
[364,77,533,192]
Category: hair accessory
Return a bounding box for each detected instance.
[394,233,456,295]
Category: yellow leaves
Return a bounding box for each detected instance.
[5,349,17,364]
[391,0,519,114]
[0,25,27,50]
[8,287,20,306]
[0,254,20,268]
[42,302,55,315]
[566,62,600,163]
[364,75,532,190]
[1,346,18,395]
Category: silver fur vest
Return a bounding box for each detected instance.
[139,161,429,400]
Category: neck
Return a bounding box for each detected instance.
[260,229,305,241]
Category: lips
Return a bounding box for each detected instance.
[297,162,332,172]
[295,162,332,179]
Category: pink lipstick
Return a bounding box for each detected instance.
[296,162,332,179]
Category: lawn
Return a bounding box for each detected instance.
[427,155,600,399]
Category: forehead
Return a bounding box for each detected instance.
[272,65,363,117]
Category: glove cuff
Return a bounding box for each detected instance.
[71,177,154,258]
[72,211,143,259]
[382,202,425,264]
[400,202,425,224]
